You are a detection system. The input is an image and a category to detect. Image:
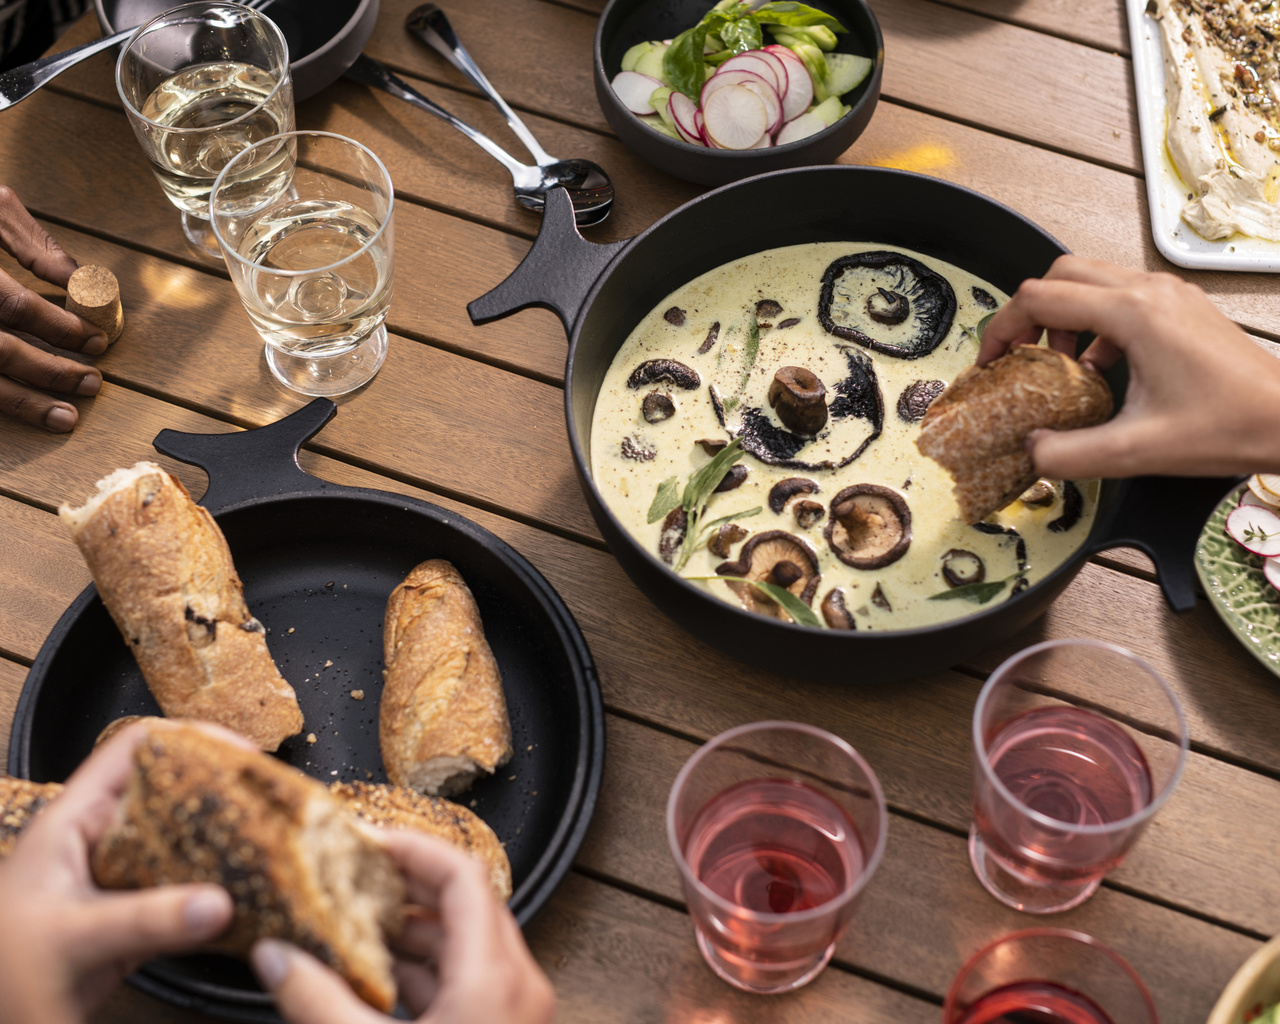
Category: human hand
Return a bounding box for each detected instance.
[0,722,235,1024]
[251,830,555,1024]
[977,255,1280,479]
[0,185,108,433]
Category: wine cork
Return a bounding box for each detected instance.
[66,265,124,344]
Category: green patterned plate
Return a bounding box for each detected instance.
[1195,483,1280,678]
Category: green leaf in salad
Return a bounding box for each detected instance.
[720,16,763,54]
[691,574,826,627]
[647,476,681,524]
[928,573,1025,605]
[754,2,846,32]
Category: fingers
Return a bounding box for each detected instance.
[0,185,79,287]
[381,830,487,912]
[1029,420,1160,480]
[252,941,384,1024]
[0,274,106,355]
[61,885,233,971]
[0,333,102,428]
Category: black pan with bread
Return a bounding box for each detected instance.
[10,400,604,1023]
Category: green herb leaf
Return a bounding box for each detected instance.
[701,506,762,532]
[647,476,680,524]
[735,314,760,396]
[686,574,825,627]
[754,1,846,31]
[683,437,745,513]
[664,22,715,100]
[977,310,998,338]
[720,16,762,53]
[928,573,1024,605]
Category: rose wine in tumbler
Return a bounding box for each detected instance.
[685,779,861,964]
[975,706,1153,887]
[953,980,1117,1024]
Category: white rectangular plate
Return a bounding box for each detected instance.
[1127,0,1280,273]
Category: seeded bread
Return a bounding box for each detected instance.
[916,346,1113,524]
[380,560,513,797]
[59,463,304,751]
[90,725,405,1012]
[0,778,63,858]
[332,780,512,902]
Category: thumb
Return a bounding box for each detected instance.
[1029,420,1152,480]
[252,940,386,1024]
[64,885,233,969]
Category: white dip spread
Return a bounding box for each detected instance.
[1154,0,1280,240]
[589,242,1099,632]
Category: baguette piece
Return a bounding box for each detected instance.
[916,346,1113,524]
[91,725,405,1012]
[381,560,513,797]
[332,780,512,902]
[59,463,304,751]
[0,778,63,858]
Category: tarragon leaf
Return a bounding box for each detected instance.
[701,506,762,532]
[735,314,760,397]
[977,310,998,337]
[928,573,1024,605]
[647,476,680,524]
[682,437,745,512]
[705,575,825,628]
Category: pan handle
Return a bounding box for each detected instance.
[152,399,336,512]
[467,187,629,335]
[1085,474,1235,613]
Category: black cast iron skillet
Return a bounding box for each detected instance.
[95,0,379,100]
[10,399,604,1023]
[468,167,1234,685]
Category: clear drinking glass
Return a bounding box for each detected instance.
[943,928,1159,1024]
[210,130,394,397]
[970,639,1188,914]
[666,721,887,994]
[116,1,295,259]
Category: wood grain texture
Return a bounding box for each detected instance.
[0,658,24,767]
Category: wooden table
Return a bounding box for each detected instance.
[1,1,1278,1021]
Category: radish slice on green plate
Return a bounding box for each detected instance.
[612,71,663,114]
[1250,473,1280,505]
[702,85,768,149]
[1226,504,1280,557]
[1240,489,1280,510]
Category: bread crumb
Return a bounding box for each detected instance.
[508,775,516,781]
[350,690,365,701]
[526,745,533,751]
[330,769,338,776]
[306,733,317,744]
[470,799,477,808]
[287,627,295,634]
[324,659,333,668]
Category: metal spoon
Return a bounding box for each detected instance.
[402,3,613,225]
[344,54,613,226]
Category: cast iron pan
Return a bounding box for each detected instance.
[95,0,379,100]
[468,168,1235,685]
[10,399,604,1023]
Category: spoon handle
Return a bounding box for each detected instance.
[344,55,529,179]
[0,27,134,112]
[405,3,557,167]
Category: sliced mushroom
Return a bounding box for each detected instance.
[1019,479,1056,507]
[708,522,749,558]
[971,286,999,310]
[716,531,821,620]
[794,500,825,529]
[714,465,748,493]
[825,484,912,569]
[664,306,686,326]
[768,366,828,435]
[942,549,985,587]
[696,437,727,456]
[621,436,656,462]
[818,251,958,360]
[768,477,820,514]
[897,380,946,423]
[777,317,802,329]
[821,588,856,629]
[1048,481,1084,532]
[658,508,687,564]
[697,321,720,355]
[627,359,700,390]
[871,583,892,611]
[642,391,675,423]
[756,299,783,318]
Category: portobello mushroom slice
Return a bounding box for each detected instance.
[897,380,946,423]
[942,549,985,587]
[825,484,912,570]
[821,588,856,630]
[768,477,820,514]
[715,531,821,620]
[818,251,957,360]
[627,359,700,390]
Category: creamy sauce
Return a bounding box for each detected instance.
[589,242,1099,631]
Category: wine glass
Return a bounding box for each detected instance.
[944,928,1158,1024]
[210,130,394,397]
[116,1,295,259]
[970,639,1189,914]
[666,721,887,994]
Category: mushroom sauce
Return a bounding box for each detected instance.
[589,241,1099,631]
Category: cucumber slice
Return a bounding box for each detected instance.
[635,42,669,82]
[824,52,873,98]
[621,41,653,73]
[644,117,682,140]
[809,95,844,126]
[650,87,676,127]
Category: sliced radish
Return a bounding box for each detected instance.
[1241,489,1280,510]
[717,53,781,93]
[1267,556,1280,592]
[752,49,791,95]
[739,78,782,135]
[612,71,663,115]
[1251,473,1280,504]
[775,111,827,146]
[694,109,707,145]
[701,85,768,149]
[669,91,704,145]
[701,68,771,108]
[1226,504,1280,556]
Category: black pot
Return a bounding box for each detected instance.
[469,167,1231,685]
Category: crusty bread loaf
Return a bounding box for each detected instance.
[59,463,304,751]
[91,725,405,1012]
[0,777,63,858]
[380,560,513,797]
[332,780,512,902]
[916,346,1112,524]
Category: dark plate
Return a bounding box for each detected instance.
[9,400,604,1023]
[95,0,379,99]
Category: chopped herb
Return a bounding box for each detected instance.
[647,476,680,524]
[1244,524,1274,543]
[960,310,999,345]
[928,572,1025,605]
[651,439,761,570]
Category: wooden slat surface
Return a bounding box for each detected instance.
[3,1,1279,1022]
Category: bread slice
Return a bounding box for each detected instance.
[90,724,405,1011]
[380,560,513,797]
[0,778,63,858]
[59,463,304,751]
[916,346,1112,523]
[332,780,512,902]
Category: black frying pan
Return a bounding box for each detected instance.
[10,399,604,1023]
[468,168,1234,685]
[95,0,379,100]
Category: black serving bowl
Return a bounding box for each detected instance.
[95,0,379,100]
[594,0,883,187]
